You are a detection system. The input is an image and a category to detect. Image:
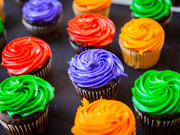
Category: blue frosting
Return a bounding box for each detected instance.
[68,49,127,89]
[22,0,63,23]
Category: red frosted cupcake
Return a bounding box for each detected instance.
[1,37,52,81]
[67,13,116,54]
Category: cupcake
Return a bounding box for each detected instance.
[0,0,5,24]
[0,75,54,135]
[72,98,136,135]
[119,18,164,69]
[132,70,180,134]
[130,0,172,30]
[15,0,28,8]
[72,0,112,17]
[0,18,6,56]
[22,0,63,41]
[1,37,52,81]
[67,13,116,54]
[68,49,127,102]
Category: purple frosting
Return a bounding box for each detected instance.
[68,49,127,89]
[22,0,63,23]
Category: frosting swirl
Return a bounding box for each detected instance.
[71,98,136,135]
[67,13,116,47]
[132,70,180,115]
[0,75,54,117]
[22,0,63,23]
[1,37,51,75]
[68,49,126,89]
[119,18,164,54]
[130,0,172,20]
[73,0,112,11]
[0,18,4,34]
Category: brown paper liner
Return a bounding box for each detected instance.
[9,57,52,82]
[22,15,62,41]
[72,2,110,17]
[72,78,120,103]
[134,105,180,135]
[119,40,164,69]
[69,39,110,54]
[0,105,49,135]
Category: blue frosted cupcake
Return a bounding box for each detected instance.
[68,49,127,102]
[22,0,63,41]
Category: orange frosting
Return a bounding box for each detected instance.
[71,98,135,135]
[1,37,51,75]
[73,0,112,11]
[0,0,3,7]
[119,18,164,54]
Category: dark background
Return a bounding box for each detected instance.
[0,0,180,134]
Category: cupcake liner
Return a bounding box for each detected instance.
[72,4,110,17]
[119,40,164,69]
[22,15,62,41]
[32,57,52,81]
[69,39,110,54]
[134,105,180,135]
[0,31,6,57]
[72,78,120,103]
[0,105,49,135]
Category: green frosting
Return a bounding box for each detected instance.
[0,18,4,34]
[130,0,172,20]
[0,75,54,117]
[132,70,180,115]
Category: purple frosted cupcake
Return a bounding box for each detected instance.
[22,0,63,41]
[68,49,127,102]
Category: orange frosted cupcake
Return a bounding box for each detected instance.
[119,18,165,69]
[0,0,5,24]
[72,98,136,135]
[72,0,112,17]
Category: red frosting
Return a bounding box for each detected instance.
[1,37,51,75]
[67,13,116,47]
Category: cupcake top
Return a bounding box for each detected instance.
[132,70,180,115]
[71,98,136,135]
[73,0,112,11]
[22,0,63,23]
[1,37,51,75]
[68,49,126,89]
[0,18,4,34]
[67,13,116,47]
[130,0,172,20]
[119,18,164,54]
[0,75,54,117]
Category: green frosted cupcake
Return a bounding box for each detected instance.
[0,75,54,135]
[132,70,180,134]
[130,0,172,30]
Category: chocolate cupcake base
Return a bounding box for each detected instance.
[69,39,110,54]
[134,105,180,135]
[0,105,49,135]
[22,15,62,42]
[72,78,120,103]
